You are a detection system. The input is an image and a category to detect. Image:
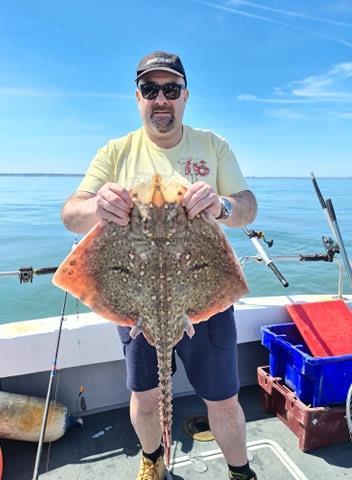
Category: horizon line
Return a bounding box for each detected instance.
[0,173,351,179]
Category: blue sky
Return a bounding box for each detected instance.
[0,0,351,176]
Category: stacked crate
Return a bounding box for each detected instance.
[259,300,352,451]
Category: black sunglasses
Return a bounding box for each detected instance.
[139,82,185,100]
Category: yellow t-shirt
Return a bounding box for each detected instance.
[78,125,248,195]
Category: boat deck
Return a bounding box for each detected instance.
[1,385,351,480]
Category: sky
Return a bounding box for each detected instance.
[0,0,351,177]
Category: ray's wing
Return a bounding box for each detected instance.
[52,222,138,326]
[181,212,249,323]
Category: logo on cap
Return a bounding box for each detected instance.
[145,56,174,66]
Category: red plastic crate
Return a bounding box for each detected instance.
[257,366,350,451]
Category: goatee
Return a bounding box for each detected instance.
[150,109,175,133]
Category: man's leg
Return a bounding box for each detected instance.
[204,394,247,466]
[130,388,167,479]
[130,387,161,453]
[175,308,257,478]
[117,326,174,478]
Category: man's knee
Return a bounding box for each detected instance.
[204,394,241,414]
[131,387,160,413]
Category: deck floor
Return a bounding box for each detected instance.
[1,385,351,479]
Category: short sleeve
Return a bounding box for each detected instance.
[77,142,116,194]
[213,135,248,196]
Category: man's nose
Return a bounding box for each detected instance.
[154,88,168,104]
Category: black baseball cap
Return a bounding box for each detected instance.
[135,51,187,86]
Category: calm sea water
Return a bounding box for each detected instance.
[0,175,351,324]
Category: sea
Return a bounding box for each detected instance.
[0,175,351,325]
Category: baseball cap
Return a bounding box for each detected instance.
[135,51,187,86]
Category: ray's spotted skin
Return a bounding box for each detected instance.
[52,174,249,466]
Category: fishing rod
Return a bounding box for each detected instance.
[0,242,80,477]
[0,263,84,477]
[242,227,289,287]
[0,266,57,283]
[32,292,68,480]
[311,172,352,287]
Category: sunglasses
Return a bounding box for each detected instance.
[139,82,185,100]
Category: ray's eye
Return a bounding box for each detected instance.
[111,266,130,275]
[189,263,208,272]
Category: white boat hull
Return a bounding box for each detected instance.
[0,294,350,415]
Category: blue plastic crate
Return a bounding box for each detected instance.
[261,322,352,407]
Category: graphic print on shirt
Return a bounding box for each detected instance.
[178,157,210,183]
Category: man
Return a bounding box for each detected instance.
[62,51,257,480]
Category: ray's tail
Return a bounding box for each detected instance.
[155,341,173,467]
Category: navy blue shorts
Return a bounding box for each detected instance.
[117,306,240,401]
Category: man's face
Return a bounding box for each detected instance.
[136,71,189,135]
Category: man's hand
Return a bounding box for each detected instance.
[181,181,221,219]
[61,182,134,234]
[95,182,133,226]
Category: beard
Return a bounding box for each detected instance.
[150,106,175,133]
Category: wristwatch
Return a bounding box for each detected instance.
[216,196,233,220]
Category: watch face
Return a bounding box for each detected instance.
[220,197,232,219]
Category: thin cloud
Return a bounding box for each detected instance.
[238,96,352,104]
[237,94,324,104]
[323,1,352,15]
[195,0,301,27]
[268,108,304,119]
[284,62,352,100]
[0,87,134,99]
[230,0,352,28]
[194,0,352,48]
[329,111,352,118]
[238,62,352,104]
[13,15,79,38]
[268,108,352,121]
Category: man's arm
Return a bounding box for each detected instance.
[61,183,133,235]
[61,192,100,234]
[222,190,257,228]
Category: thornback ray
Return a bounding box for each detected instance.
[52,173,249,466]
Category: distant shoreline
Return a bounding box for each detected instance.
[0,173,84,177]
[0,173,350,179]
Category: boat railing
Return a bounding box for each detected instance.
[239,254,346,298]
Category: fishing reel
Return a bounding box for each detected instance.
[322,235,339,262]
[18,267,34,283]
[299,236,339,262]
[247,229,273,248]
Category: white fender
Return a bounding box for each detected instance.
[0,391,81,442]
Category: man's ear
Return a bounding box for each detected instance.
[184,89,189,103]
[136,89,141,107]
